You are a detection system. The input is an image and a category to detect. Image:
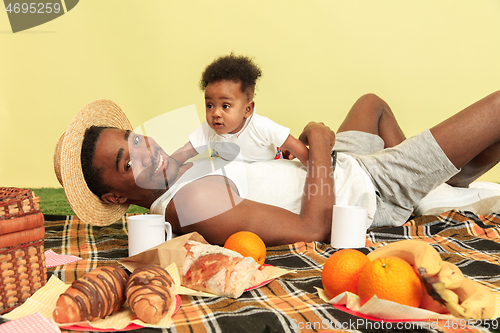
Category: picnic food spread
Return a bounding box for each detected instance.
[6,211,492,332]
[52,266,129,323]
[126,265,176,324]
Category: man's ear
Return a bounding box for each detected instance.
[244,101,255,118]
[101,192,128,204]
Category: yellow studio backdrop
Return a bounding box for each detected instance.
[1,0,500,188]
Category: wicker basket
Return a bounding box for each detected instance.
[0,239,46,314]
[0,187,46,314]
[0,187,40,219]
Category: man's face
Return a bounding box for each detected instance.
[205,80,253,135]
[93,128,180,200]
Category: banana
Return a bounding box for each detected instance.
[427,280,460,310]
[451,278,496,320]
[425,274,496,320]
[440,287,460,305]
[425,261,465,289]
[420,277,461,314]
[437,262,465,289]
[430,277,496,320]
[419,280,452,314]
[367,240,442,277]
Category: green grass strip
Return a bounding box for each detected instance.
[29,187,149,216]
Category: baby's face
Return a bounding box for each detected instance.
[204,80,253,135]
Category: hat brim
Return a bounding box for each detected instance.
[54,99,133,226]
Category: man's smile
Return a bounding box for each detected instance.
[153,153,166,176]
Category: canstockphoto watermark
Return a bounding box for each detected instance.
[290,319,441,331]
[4,0,79,33]
[290,318,500,331]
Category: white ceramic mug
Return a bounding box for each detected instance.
[330,205,368,248]
[127,214,172,256]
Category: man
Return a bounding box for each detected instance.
[54,91,500,246]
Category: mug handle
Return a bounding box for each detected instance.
[165,222,172,241]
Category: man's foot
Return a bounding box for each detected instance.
[414,183,500,216]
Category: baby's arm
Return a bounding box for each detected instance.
[171,141,199,165]
[281,134,309,166]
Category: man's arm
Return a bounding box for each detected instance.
[166,122,336,246]
[297,122,336,234]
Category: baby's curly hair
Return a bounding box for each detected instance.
[200,53,262,100]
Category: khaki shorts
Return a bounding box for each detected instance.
[334,130,459,227]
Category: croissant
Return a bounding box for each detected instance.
[53,266,128,323]
[126,265,176,324]
[183,240,259,298]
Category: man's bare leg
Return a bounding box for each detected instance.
[430,91,500,187]
[337,93,406,148]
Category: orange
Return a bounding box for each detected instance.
[321,249,370,299]
[357,256,423,307]
[224,231,266,266]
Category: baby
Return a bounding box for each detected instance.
[172,54,308,165]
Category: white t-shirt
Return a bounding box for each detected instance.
[188,113,290,162]
[150,153,377,230]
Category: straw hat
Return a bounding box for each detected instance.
[54,99,133,226]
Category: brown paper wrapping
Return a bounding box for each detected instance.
[118,232,207,274]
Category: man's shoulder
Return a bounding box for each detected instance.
[171,173,242,225]
[176,174,233,197]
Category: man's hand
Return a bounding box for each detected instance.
[298,122,336,149]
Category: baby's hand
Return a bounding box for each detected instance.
[281,150,295,160]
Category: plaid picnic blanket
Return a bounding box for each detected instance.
[42,211,500,333]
